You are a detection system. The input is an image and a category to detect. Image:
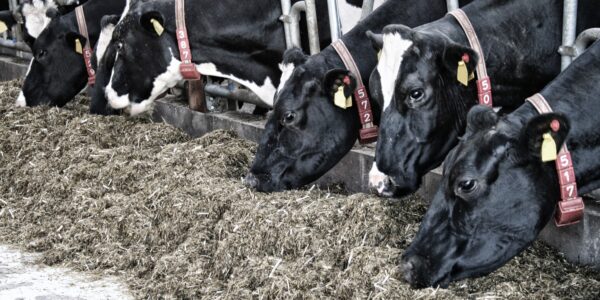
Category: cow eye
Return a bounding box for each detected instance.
[409,89,425,102]
[457,179,478,194]
[281,111,296,126]
[37,49,47,58]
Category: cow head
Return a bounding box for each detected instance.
[104,5,179,116]
[368,24,479,197]
[401,105,570,288]
[244,48,364,192]
[17,10,89,107]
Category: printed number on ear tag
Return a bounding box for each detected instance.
[334,85,352,109]
[151,19,164,36]
[75,39,83,54]
[0,21,7,34]
[541,132,558,162]
[457,61,469,86]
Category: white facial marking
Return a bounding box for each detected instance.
[96,23,115,64]
[277,63,295,95]
[368,162,390,195]
[119,0,131,22]
[105,53,131,109]
[22,0,57,39]
[378,33,413,110]
[129,100,153,116]
[15,59,35,107]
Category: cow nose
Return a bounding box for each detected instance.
[243,173,259,189]
[401,255,425,287]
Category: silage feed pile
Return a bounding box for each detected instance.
[0,79,599,299]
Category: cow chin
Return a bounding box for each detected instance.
[246,151,329,192]
[15,92,27,107]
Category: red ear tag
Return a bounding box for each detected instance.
[343,76,351,86]
[462,53,470,63]
[551,120,560,132]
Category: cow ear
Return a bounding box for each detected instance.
[323,69,357,102]
[46,8,61,19]
[466,105,498,135]
[282,48,308,66]
[522,113,570,162]
[101,14,120,28]
[443,43,478,80]
[140,12,165,37]
[366,30,383,51]
[65,32,86,54]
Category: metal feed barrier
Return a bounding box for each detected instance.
[0,0,598,109]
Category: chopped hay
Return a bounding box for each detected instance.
[0,79,599,299]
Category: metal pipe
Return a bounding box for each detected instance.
[288,1,306,50]
[574,28,600,58]
[280,0,293,49]
[327,0,341,42]
[0,38,31,52]
[360,0,375,20]
[560,0,578,70]
[204,84,271,109]
[447,0,459,11]
[304,0,320,55]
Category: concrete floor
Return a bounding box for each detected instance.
[0,245,132,300]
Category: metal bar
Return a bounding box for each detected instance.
[304,0,320,55]
[327,0,341,42]
[561,0,578,70]
[447,0,459,11]
[360,0,375,20]
[204,84,271,109]
[0,39,31,52]
[280,0,293,49]
[288,1,306,49]
[574,28,600,58]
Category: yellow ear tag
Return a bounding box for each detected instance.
[334,86,352,109]
[469,72,475,81]
[0,21,8,34]
[457,60,469,86]
[151,19,164,36]
[541,132,557,162]
[74,39,83,54]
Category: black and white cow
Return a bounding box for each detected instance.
[244,0,474,192]
[15,0,125,108]
[0,0,89,49]
[401,39,600,288]
[97,0,360,116]
[369,0,600,197]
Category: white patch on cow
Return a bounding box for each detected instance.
[197,62,277,107]
[21,0,57,39]
[15,59,35,107]
[276,63,295,94]
[378,33,413,110]
[15,92,27,107]
[96,23,115,64]
[129,100,153,116]
[105,54,131,109]
[368,162,390,195]
[119,0,131,22]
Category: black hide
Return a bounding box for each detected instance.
[402,39,600,288]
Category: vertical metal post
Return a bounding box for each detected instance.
[561,0,578,70]
[280,0,293,49]
[327,0,341,42]
[447,0,459,11]
[289,1,305,49]
[360,0,375,20]
[304,0,320,55]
